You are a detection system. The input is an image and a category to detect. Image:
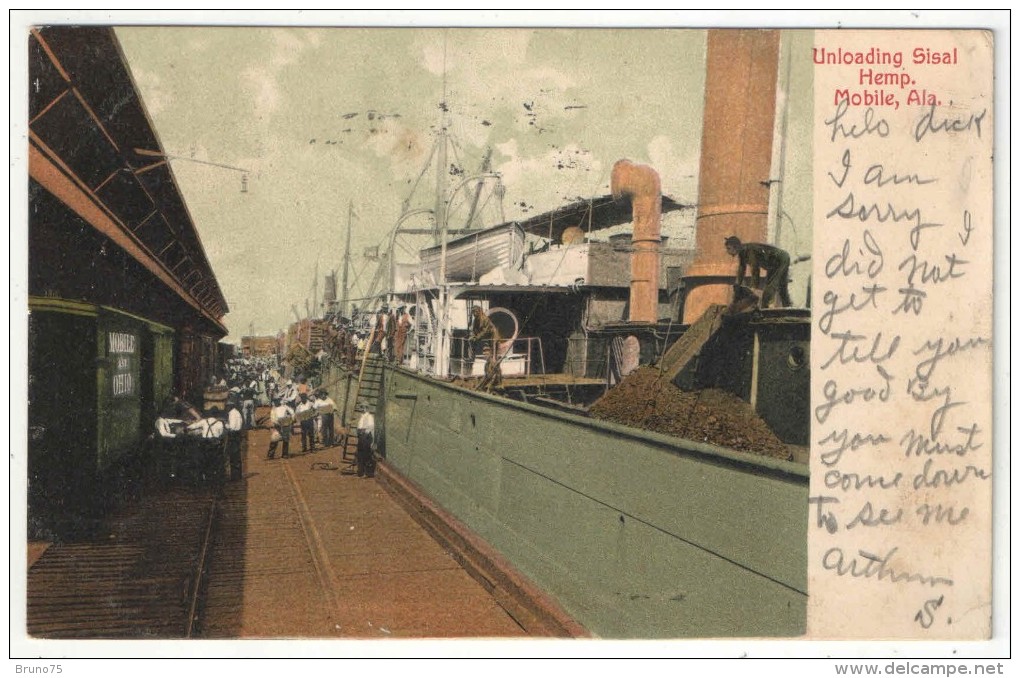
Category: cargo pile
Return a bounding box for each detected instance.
[589,366,790,460]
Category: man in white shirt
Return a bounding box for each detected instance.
[186,415,225,439]
[156,415,184,439]
[154,406,185,481]
[277,379,295,407]
[267,397,295,460]
[225,400,245,481]
[356,402,376,478]
[295,392,316,453]
[183,411,226,482]
[314,389,338,448]
[242,382,257,429]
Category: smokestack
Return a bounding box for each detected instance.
[682,30,781,323]
[611,159,662,323]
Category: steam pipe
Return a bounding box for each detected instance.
[611,159,662,324]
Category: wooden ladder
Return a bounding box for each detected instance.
[341,350,385,462]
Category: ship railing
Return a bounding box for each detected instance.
[450,335,546,377]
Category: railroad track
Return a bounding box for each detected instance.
[195,427,344,637]
[26,486,218,639]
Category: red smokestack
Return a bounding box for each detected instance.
[611,159,662,323]
[682,30,781,323]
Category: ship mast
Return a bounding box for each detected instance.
[341,200,353,317]
[464,147,492,230]
[312,258,318,320]
[434,34,452,377]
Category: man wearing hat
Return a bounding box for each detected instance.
[370,306,389,356]
[295,391,317,453]
[314,389,338,448]
[267,396,294,460]
[241,381,257,430]
[355,402,375,478]
[724,236,792,309]
[393,305,412,365]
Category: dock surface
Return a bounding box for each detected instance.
[25,413,566,640]
[199,424,528,638]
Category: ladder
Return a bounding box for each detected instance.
[341,349,385,462]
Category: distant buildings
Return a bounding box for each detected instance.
[241,334,284,358]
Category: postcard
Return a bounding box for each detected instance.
[9,10,1008,666]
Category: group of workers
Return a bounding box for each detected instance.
[365,304,413,363]
[265,385,375,477]
[265,387,339,460]
[153,365,343,481]
[153,395,247,482]
[320,304,414,369]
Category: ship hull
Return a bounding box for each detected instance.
[377,365,808,639]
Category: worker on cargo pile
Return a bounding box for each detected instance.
[345,330,358,368]
[724,236,792,309]
[267,396,294,460]
[355,402,376,478]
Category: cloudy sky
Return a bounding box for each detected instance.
[114,25,707,339]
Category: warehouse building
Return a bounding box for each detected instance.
[27,27,229,538]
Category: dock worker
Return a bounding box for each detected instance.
[394,305,412,365]
[469,306,499,352]
[155,407,186,440]
[314,389,338,449]
[267,396,294,460]
[724,236,792,309]
[469,306,503,391]
[185,411,226,439]
[154,405,187,481]
[370,306,389,356]
[225,399,245,481]
[241,382,257,429]
[295,391,317,453]
[282,379,299,406]
[385,306,399,361]
[355,402,376,478]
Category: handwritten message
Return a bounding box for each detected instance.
[809,31,993,638]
